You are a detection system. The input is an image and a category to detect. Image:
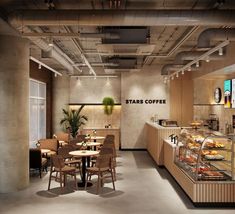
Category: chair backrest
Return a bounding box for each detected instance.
[54,132,70,143]
[102,142,116,158]
[76,135,86,143]
[58,145,74,159]
[51,155,65,169]
[38,139,59,152]
[104,135,115,144]
[69,139,82,150]
[96,154,112,169]
[29,148,42,168]
[99,147,113,156]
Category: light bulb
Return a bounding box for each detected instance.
[38,64,41,69]
[219,48,223,56]
[171,76,174,80]
[196,61,200,68]
[176,72,179,78]
[48,37,53,47]
[188,66,191,71]
[54,73,57,77]
[205,56,210,62]
[181,70,184,75]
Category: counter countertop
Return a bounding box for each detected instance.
[146,121,181,129]
[82,127,120,130]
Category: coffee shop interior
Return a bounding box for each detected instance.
[1,0,235,213]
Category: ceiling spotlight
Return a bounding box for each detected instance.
[94,76,97,80]
[106,77,110,86]
[171,76,174,80]
[188,66,191,71]
[48,37,53,47]
[163,78,167,84]
[219,47,223,56]
[176,72,179,78]
[196,61,200,68]
[205,56,210,62]
[38,64,42,69]
[54,73,57,77]
[181,70,184,75]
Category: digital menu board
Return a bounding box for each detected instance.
[232,79,235,108]
[224,79,231,108]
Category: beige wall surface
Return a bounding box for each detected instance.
[121,68,170,149]
[194,77,235,133]
[70,76,121,104]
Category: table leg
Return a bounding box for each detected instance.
[77,156,92,188]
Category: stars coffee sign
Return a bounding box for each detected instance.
[125,99,166,104]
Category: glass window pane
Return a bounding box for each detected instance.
[29,98,38,148]
[38,99,46,139]
[30,80,38,97]
[39,83,46,99]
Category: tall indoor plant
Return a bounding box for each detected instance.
[60,105,88,138]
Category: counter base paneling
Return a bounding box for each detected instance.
[164,140,235,204]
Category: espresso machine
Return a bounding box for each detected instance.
[207,114,219,131]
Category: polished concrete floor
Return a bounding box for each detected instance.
[0,151,234,214]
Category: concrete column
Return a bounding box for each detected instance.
[0,35,29,193]
[52,73,70,134]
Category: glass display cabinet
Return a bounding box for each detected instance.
[175,129,235,181]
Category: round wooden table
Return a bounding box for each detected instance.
[69,150,99,187]
[76,142,101,150]
[86,136,105,142]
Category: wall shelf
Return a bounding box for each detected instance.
[69,103,121,106]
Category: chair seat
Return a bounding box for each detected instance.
[65,159,81,165]
[87,166,110,173]
[55,165,76,173]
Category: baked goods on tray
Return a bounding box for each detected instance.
[204,154,224,160]
[202,171,224,178]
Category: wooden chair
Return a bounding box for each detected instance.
[48,155,78,191]
[29,148,47,178]
[102,142,117,180]
[58,145,81,172]
[54,132,70,147]
[37,139,59,157]
[85,154,115,194]
[104,135,115,144]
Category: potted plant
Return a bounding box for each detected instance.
[102,97,115,115]
[60,105,88,138]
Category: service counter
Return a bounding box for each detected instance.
[163,140,235,205]
[146,122,181,165]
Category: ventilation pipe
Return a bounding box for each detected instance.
[174,50,226,64]
[161,64,184,76]
[18,26,75,74]
[8,10,235,28]
[197,28,235,49]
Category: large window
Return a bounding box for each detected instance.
[29,79,46,148]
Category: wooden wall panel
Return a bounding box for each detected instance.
[30,60,53,138]
[170,72,193,127]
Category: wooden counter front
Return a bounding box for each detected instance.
[146,122,180,166]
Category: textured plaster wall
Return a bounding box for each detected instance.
[70,77,121,103]
[121,68,170,149]
[0,35,29,192]
[52,73,70,134]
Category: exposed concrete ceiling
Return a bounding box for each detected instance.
[0,0,235,76]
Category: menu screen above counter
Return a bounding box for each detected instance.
[232,79,235,108]
[224,79,231,108]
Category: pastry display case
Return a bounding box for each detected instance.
[175,129,235,181]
